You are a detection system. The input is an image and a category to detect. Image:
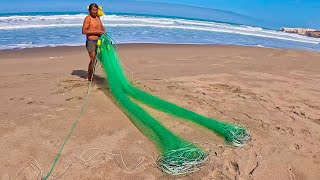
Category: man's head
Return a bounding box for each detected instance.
[88,3,99,17]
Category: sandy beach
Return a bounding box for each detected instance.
[1,44,320,180]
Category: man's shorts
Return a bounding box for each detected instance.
[86,39,98,53]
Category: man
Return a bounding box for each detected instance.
[82,3,106,81]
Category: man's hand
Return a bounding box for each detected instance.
[96,30,105,37]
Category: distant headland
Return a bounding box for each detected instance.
[280,28,320,38]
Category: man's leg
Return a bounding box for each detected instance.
[87,50,96,80]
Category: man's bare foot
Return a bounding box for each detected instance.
[86,76,96,82]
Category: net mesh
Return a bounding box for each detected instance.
[97,34,251,174]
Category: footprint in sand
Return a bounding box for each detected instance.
[66,96,83,101]
[27,101,35,105]
[289,143,300,151]
[300,129,311,138]
[287,166,297,180]
[242,150,259,176]
[167,85,178,90]
[313,119,320,125]
[55,107,65,112]
[209,84,243,94]
[274,126,294,136]
[47,114,58,119]
[261,122,270,130]
[289,106,308,119]
[9,97,25,101]
[52,80,86,94]
[19,73,31,76]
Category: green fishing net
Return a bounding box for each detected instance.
[96,34,251,175]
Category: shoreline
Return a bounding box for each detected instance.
[1,43,319,56]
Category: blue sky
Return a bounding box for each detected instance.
[1,0,319,29]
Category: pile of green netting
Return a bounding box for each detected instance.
[97,34,251,175]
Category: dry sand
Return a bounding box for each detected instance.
[0,44,320,180]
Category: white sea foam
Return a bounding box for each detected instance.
[1,14,319,44]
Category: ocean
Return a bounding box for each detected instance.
[0,12,319,51]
